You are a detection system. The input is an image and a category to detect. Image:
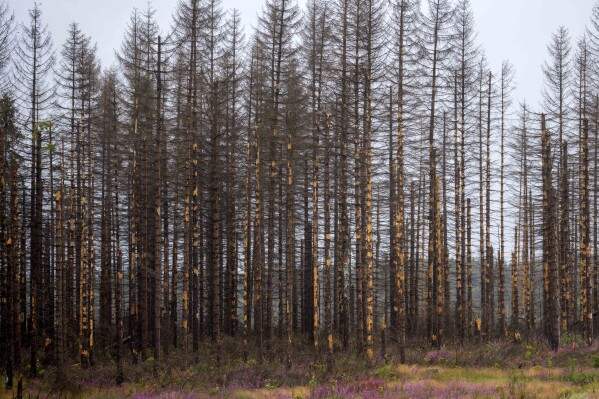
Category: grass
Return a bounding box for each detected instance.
[3,338,599,398]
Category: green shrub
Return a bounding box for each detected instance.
[563,371,597,385]
[375,364,397,380]
[567,357,577,372]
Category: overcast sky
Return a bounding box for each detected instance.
[10,0,596,109]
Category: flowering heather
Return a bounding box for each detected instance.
[223,365,268,389]
[309,377,501,399]
[424,350,452,364]
[401,380,498,399]
[132,390,202,399]
[310,378,386,399]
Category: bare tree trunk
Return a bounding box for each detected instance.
[580,119,592,345]
[153,36,163,375]
[467,198,473,336]
[79,126,90,368]
[115,157,124,385]
[243,137,252,363]
[560,141,570,334]
[324,114,333,372]
[453,73,463,341]
[285,117,294,370]
[54,141,65,383]
[337,0,349,350]
[395,73,406,363]
[542,114,561,351]
[485,72,493,338]
[253,122,264,356]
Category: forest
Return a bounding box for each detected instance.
[1,0,599,397]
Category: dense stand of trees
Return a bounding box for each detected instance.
[1,0,599,388]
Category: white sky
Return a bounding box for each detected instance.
[9,0,596,109]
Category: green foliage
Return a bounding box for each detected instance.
[523,344,535,361]
[560,333,581,346]
[0,93,23,148]
[42,142,57,154]
[24,360,44,377]
[508,370,527,385]
[264,379,279,389]
[37,121,53,131]
[562,371,597,385]
[375,364,398,380]
[590,355,599,368]
[507,370,529,399]
[568,357,577,372]
[314,362,328,373]
[0,93,17,127]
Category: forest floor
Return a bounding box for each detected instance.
[4,336,599,398]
